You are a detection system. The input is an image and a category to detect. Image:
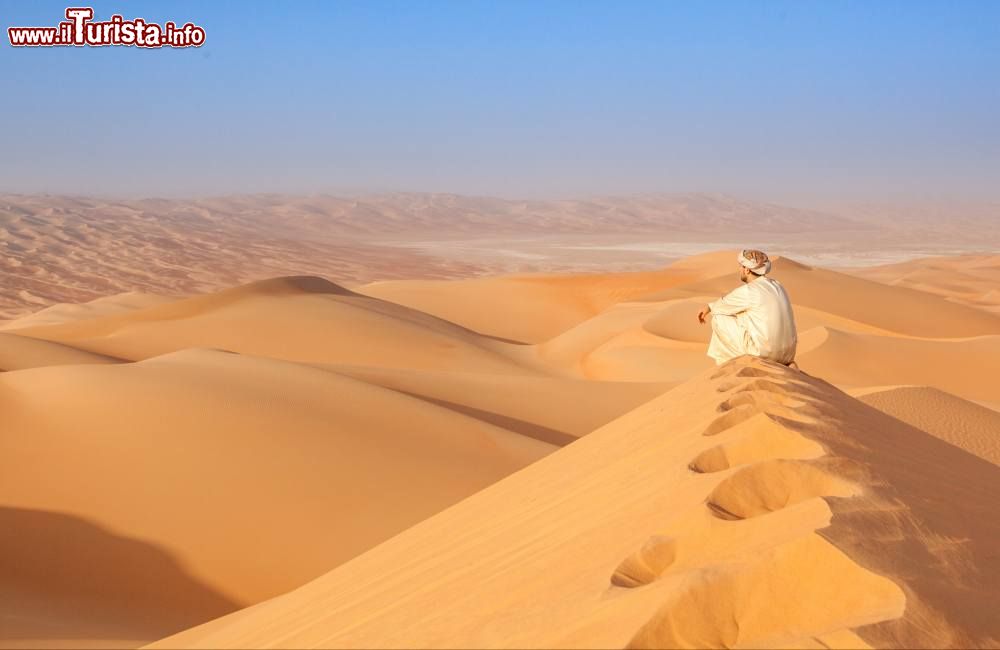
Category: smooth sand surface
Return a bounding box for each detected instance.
[854,385,1000,465]
[1,349,556,646]
[2,249,999,648]
[0,331,123,370]
[847,254,1000,310]
[8,277,548,374]
[360,267,705,343]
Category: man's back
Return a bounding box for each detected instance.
[739,277,797,363]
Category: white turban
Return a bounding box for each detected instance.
[738,249,771,275]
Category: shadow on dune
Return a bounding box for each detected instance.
[750,371,1000,648]
[394,390,579,447]
[0,506,242,645]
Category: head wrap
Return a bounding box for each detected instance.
[738,249,771,275]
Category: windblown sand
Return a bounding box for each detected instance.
[1,244,998,648]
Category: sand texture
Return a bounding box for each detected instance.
[1,245,998,648]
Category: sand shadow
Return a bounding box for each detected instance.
[393,390,579,447]
[0,506,242,645]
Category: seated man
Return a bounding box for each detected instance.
[697,249,798,366]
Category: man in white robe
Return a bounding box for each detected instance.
[697,249,798,366]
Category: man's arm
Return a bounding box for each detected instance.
[697,285,753,324]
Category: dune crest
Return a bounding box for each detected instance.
[6,276,546,374]
[148,358,1000,649]
[0,331,123,370]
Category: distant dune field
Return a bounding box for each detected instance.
[3,193,997,319]
[1,239,998,647]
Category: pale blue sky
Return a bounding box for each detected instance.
[2,1,998,199]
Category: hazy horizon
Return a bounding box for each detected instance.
[2,189,997,214]
[3,1,999,200]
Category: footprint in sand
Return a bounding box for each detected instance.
[615,365,844,589]
[716,389,807,413]
[711,362,784,382]
[610,535,678,588]
[702,379,820,436]
[688,425,825,474]
[705,458,860,521]
[701,404,761,436]
[715,376,811,395]
[624,533,905,650]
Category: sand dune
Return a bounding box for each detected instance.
[160,192,869,238]
[0,292,172,331]
[640,255,1000,338]
[7,277,545,374]
[0,194,485,319]
[0,332,122,371]
[854,386,1000,465]
[797,327,1000,405]
[847,254,1000,310]
[360,268,704,343]
[149,358,1000,649]
[1,349,556,646]
[3,247,999,648]
[320,364,670,442]
[4,193,996,320]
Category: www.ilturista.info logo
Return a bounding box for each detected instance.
[8,7,205,48]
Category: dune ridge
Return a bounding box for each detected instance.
[148,358,1000,649]
[0,331,122,370]
[7,276,547,374]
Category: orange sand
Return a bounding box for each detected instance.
[1,247,998,648]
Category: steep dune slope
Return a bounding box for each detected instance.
[322,364,670,442]
[0,349,556,646]
[150,358,1000,649]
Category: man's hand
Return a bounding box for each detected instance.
[697,304,711,324]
